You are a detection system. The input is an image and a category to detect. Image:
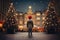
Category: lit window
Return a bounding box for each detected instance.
[36,13,40,16]
[20,13,23,15]
[36,17,40,20]
[42,13,45,16]
[15,13,18,15]
[19,21,23,24]
[43,17,45,20]
[24,22,27,24]
[42,21,44,24]
[18,25,23,30]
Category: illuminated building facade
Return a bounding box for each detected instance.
[17,6,45,28]
[6,3,46,31]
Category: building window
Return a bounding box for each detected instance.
[42,17,45,20]
[19,13,23,15]
[19,21,23,24]
[36,13,40,16]
[36,17,40,20]
[42,21,44,24]
[42,13,45,16]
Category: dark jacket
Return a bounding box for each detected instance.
[27,20,33,29]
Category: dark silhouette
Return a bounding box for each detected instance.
[27,16,33,37]
[3,16,18,34]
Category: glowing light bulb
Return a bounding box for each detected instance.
[29,6,32,9]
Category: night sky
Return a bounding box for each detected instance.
[12,0,50,12]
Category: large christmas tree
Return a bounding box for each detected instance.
[3,3,18,33]
[44,1,59,33]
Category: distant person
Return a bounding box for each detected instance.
[27,16,33,37]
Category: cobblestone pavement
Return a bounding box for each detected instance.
[0,32,60,40]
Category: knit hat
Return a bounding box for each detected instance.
[28,16,32,19]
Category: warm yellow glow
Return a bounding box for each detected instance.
[0,23,3,28]
[36,13,40,16]
[43,17,45,20]
[18,25,23,30]
[42,21,44,24]
[18,26,23,28]
[42,13,45,15]
[29,6,32,9]
[19,21,23,24]
[34,25,37,27]
[15,13,18,15]
[19,13,23,15]
[37,17,40,20]
[37,27,40,29]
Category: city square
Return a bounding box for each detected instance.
[0,0,60,40]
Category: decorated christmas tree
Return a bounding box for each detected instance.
[3,3,18,33]
[44,1,59,33]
